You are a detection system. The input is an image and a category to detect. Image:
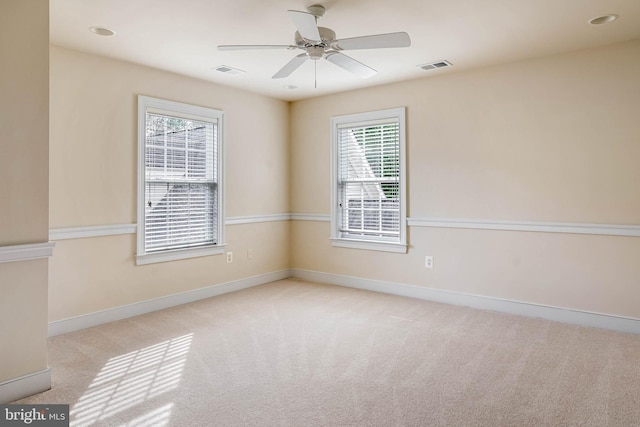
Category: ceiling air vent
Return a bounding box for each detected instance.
[213,65,245,75]
[418,60,452,71]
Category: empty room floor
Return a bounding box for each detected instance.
[16,279,640,426]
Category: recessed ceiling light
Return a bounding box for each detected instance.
[89,26,115,36]
[589,14,618,25]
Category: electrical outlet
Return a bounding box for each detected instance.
[425,256,433,269]
[247,249,253,260]
[226,252,233,263]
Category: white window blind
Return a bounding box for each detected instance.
[338,122,400,239]
[137,96,224,264]
[331,108,406,253]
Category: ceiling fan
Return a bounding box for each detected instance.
[218,4,411,79]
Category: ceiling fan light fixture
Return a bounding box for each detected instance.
[589,14,618,25]
[307,46,325,60]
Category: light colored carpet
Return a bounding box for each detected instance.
[15,279,640,426]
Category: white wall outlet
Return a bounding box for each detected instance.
[425,256,434,269]
[247,249,253,260]
[226,252,233,263]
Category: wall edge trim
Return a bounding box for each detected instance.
[49,214,293,241]
[290,213,331,222]
[407,217,640,237]
[48,216,640,240]
[0,368,51,404]
[50,224,137,241]
[0,242,55,264]
[48,269,291,337]
[225,213,291,225]
[290,215,640,237]
[290,269,640,335]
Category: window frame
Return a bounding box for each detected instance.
[330,107,407,253]
[136,95,225,265]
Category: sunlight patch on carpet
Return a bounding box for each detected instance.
[70,334,193,426]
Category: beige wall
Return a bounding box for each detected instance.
[50,46,290,228]
[0,0,50,385]
[49,46,290,321]
[46,39,640,324]
[0,2,49,245]
[290,40,640,318]
[0,261,49,382]
[49,222,289,320]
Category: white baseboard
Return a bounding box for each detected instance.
[48,269,291,337]
[48,268,640,337]
[0,369,51,404]
[290,269,640,335]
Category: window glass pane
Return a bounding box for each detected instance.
[145,113,215,182]
[143,109,218,253]
[338,122,400,240]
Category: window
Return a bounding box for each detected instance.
[331,107,407,253]
[136,96,224,265]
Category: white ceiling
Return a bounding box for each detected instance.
[50,0,640,101]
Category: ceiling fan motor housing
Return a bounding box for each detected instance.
[294,27,337,60]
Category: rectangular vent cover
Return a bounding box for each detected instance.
[214,65,245,75]
[419,60,452,71]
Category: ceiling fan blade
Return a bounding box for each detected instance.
[272,53,308,79]
[218,45,298,51]
[325,52,376,78]
[287,10,321,43]
[334,32,411,50]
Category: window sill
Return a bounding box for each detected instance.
[136,244,225,265]
[330,238,407,254]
